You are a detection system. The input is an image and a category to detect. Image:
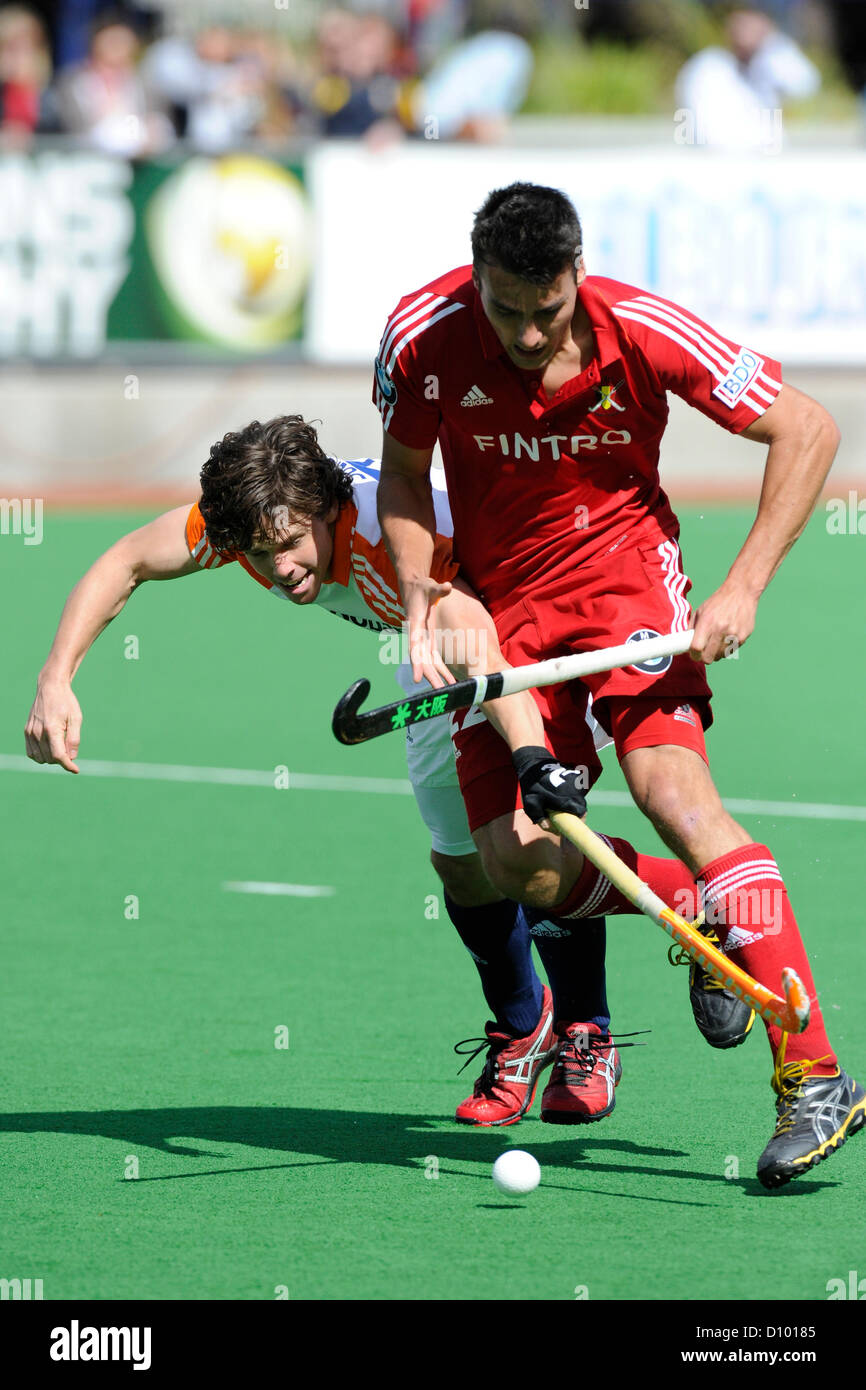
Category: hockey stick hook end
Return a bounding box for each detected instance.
[332,678,372,745]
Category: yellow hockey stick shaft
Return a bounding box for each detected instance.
[549,812,810,1035]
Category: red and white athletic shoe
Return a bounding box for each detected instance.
[540,1022,622,1124]
[454,986,556,1127]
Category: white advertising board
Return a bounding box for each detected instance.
[307,143,866,367]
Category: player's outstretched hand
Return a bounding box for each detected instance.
[25,679,82,773]
[404,575,454,686]
[513,746,588,828]
[690,583,758,664]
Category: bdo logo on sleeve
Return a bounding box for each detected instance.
[712,350,764,409]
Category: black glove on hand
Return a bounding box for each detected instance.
[512,745,588,825]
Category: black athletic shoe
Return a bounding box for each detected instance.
[757,1058,866,1189]
[672,924,756,1049]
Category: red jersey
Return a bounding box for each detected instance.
[374,269,782,610]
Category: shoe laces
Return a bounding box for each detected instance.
[770,1033,834,1134]
[453,1032,510,1081]
[667,918,728,993]
[554,1029,648,1083]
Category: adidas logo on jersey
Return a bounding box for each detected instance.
[460,385,494,407]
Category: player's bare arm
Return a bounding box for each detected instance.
[25,504,198,773]
[691,383,840,664]
[377,431,452,685]
[432,580,550,756]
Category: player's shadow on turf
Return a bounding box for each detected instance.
[0,1106,841,1196]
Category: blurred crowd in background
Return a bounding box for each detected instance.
[1,0,866,155]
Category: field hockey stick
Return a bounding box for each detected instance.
[332,628,695,745]
[549,812,811,1035]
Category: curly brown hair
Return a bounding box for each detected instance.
[199,416,354,553]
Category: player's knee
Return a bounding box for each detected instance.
[430,849,500,907]
[474,837,555,908]
[633,774,702,844]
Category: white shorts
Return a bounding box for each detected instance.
[395,662,613,858]
[397,662,477,858]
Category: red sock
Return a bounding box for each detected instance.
[553,835,698,920]
[697,843,837,1073]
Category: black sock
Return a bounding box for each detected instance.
[525,912,610,1030]
[444,894,544,1036]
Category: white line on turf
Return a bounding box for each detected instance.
[222,881,335,897]
[0,755,411,796]
[3,754,866,822]
[590,790,866,823]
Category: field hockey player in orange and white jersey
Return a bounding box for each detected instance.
[26,414,716,1129]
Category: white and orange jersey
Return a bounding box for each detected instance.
[184,458,457,632]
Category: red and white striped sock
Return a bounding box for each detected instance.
[697,843,837,1073]
[552,836,698,921]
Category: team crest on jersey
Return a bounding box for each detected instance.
[589,379,626,413]
[375,356,398,406]
[627,628,673,675]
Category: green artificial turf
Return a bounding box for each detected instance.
[1,506,864,1300]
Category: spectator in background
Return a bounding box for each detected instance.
[410,0,534,141]
[406,0,470,71]
[675,5,820,150]
[332,0,459,73]
[309,7,404,140]
[143,24,285,151]
[0,4,56,145]
[55,10,173,155]
[53,0,135,70]
[236,28,302,145]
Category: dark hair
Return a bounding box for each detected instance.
[199,415,354,553]
[471,182,583,286]
[91,9,141,37]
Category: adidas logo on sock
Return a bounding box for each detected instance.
[723,926,765,949]
[460,384,494,407]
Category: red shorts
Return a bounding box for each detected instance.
[452,534,713,833]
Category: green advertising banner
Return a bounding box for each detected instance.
[0,148,311,358]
